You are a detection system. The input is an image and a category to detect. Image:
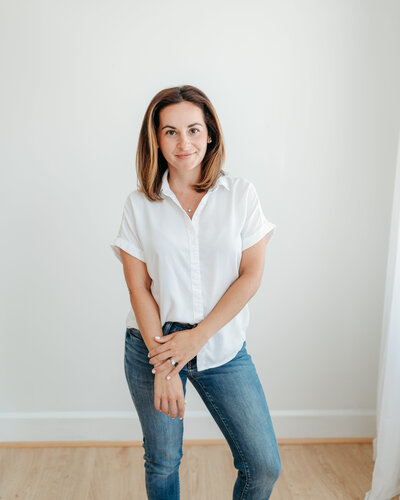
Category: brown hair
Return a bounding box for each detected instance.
[136,85,226,201]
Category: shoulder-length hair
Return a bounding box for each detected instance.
[136,85,226,201]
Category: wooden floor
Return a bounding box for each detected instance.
[0,439,397,500]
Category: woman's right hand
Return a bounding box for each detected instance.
[154,372,186,419]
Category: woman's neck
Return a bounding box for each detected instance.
[167,167,202,195]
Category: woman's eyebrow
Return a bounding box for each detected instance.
[161,122,203,130]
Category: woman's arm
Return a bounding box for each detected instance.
[148,232,274,378]
[120,249,186,419]
[196,232,272,341]
[120,249,164,352]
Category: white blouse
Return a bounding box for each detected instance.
[111,168,276,371]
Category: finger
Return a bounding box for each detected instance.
[150,349,174,366]
[154,395,161,412]
[177,397,185,420]
[148,344,170,358]
[161,397,169,415]
[152,358,174,374]
[148,344,173,361]
[165,361,185,380]
[152,332,176,347]
[169,397,178,419]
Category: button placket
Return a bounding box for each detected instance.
[187,218,204,323]
[162,185,215,326]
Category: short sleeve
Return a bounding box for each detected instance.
[110,194,146,263]
[241,182,276,251]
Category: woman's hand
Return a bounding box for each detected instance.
[148,328,208,379]
[154,371,186,419]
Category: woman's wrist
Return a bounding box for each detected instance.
[193,324,212,343]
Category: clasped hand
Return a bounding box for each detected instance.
[148,328,207,379]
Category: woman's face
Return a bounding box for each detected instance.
[157,101,210,174]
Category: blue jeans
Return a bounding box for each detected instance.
[124,321,281,499]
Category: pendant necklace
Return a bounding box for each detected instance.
[186,191,203,213]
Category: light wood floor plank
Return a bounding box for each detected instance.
[1,440,398,499]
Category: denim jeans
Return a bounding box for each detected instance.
[124,321,281,499]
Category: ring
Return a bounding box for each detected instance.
[170,358,177,366]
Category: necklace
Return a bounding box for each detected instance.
[186,191,203,213]
[168,175,205,213]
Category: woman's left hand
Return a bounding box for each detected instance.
[148,329,208,380]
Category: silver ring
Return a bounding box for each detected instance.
[170,358,177,366]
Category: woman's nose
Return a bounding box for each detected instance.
[177,134,191,148]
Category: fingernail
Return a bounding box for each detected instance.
[167,375,171,380]
[155,336,160,339]
[179,417,183,420]
[152,369,156,374]
[148,353,150,358]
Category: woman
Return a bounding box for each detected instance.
[111,85,281,499]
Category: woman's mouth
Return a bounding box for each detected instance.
[176,152,195,158]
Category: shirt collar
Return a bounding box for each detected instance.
[160,169,230,197]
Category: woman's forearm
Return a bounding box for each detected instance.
[130,274,260,351]
[129,288,164,352]
[194,274,260,342]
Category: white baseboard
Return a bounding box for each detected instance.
[0,409,376,442]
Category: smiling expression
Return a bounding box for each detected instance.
[157,101,210,173]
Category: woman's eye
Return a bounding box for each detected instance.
[165,128,199,136]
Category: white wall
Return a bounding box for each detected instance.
[1,0,399,441]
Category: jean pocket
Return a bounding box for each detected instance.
[126,327,142,340]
